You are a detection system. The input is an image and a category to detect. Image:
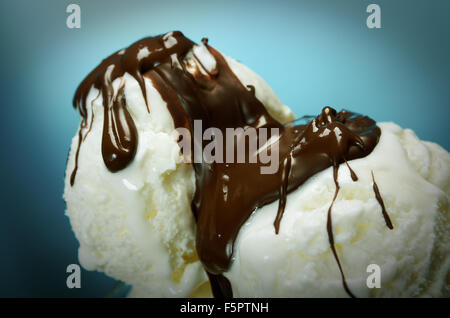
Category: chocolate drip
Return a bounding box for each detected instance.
[327,165,356,298]
[371,171,394,229]
[70,92,99,186]
[71,31,382,297]
[69,124,84,186]
[344,158,358,181]
[101,85,138,172]
[207,272,233,298]
[274,155,292,234]
[71,31,194,184]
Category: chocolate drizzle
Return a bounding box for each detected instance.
[71,31,194,184]
[71,31,384,297]
[372,171,394,230]
[327,165,356,298]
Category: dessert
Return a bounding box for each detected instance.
[64,31,449,297]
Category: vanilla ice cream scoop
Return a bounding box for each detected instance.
[64,31,449,298]
[225,122,450,297]
[64,31,294,297]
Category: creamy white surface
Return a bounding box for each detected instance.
[225,122,450,297]
[63,48,294,297]
[64,44,449,298]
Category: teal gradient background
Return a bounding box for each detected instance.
[0,0,449,297]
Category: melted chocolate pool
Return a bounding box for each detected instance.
[71,31,392,298]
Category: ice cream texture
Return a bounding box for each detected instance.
[64,31,449,297]
[225,122,450,297]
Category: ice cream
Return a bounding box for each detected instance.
[64,31,294,297]
[64,31,449,297]
[225,122,450,297]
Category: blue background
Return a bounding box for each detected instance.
[0,0,449,297]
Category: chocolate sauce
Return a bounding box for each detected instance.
[372,171,394,230]
[327,165,356,298]
[345,158,358,181]
[71,31,193,184]
[71,31,383,297]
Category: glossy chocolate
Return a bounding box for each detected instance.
[71,31,389,298]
